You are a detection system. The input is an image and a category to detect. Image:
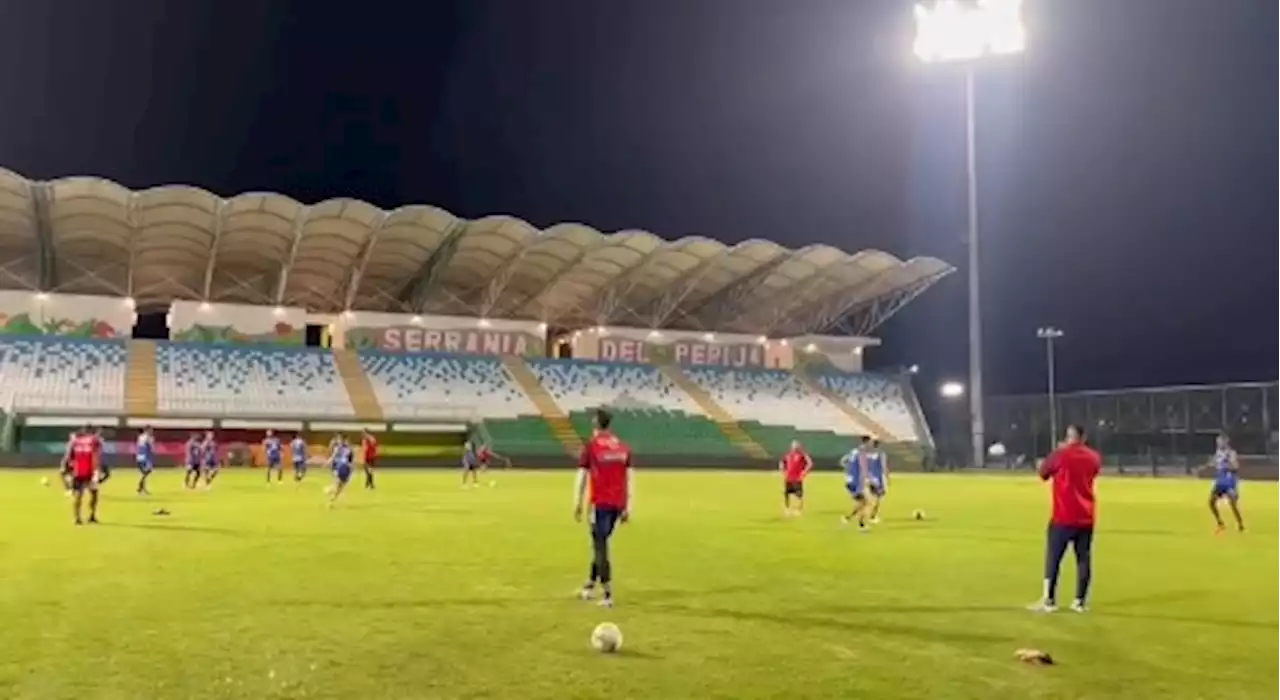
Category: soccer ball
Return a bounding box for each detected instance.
[40,476,50,487]
[912,509,927,521]
[590,622,623,653]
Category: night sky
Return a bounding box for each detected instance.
[0,0,1274,396]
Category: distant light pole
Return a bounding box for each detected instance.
[914,0,1026,467]
[1036,326,1064,444]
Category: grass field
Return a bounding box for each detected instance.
[0,469,1274,700]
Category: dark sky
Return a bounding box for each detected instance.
[0,0,1274,396]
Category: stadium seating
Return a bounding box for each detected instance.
[359,352,536,420]
[528,359,742,456]
[813,372,921,442]
[0,338,126,412]
[157,344,353,417]
[683,368,857,435]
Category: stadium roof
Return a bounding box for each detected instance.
[0,169,953,336]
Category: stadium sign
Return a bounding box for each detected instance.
[598,337,765,367]
[378,327,534,355]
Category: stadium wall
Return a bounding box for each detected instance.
[168,301,306,345]
[0,291,133,339]
[340,311,545,357]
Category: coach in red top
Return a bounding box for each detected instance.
[1030,423,1101,613]
[574,408,633,608]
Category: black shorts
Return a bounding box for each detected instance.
[784,481,805,497]
[71,475,97,492]
[464,463,479,471]
[591,506,624,541]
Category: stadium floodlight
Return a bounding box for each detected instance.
[913,0,1026,63]
[939,381,965,399]
[272,306,285,316]
[914,0,1025,468]
[198,301,211,312]
[1036,326,1065,442]
[124,297,136,309]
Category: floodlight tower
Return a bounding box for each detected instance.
[913,0,1026,468]
[1036,326,1064,444]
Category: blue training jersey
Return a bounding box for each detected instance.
[264,436,282,463]
[841,448,863,486]
[202,440,218,467]
[291,438,307,465]
[332,444,353,469]
[867,451,885,481]
[1214,449,1237,486]
[136,435,153,465]
[463,446,478,467]
[185,440,202,466]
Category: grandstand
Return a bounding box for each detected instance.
[0,168,953,466]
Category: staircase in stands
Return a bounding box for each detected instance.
[124,339,158,416]
[658,365,771,459]
[793,367,894,441]
[333,349,384,421]
[501,356,583,455]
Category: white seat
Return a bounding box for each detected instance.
[157,344,353,417]
[684,368,860,434]
[527,359,704,415]
[0,338,126,412]
[359,352,535,419]
[815,373,919,441]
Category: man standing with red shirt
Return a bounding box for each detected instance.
[1030,424,1101,613]
[62,425,103,525]
[361,429,379,490]
[780,440,813,517]
[574,408,633,608]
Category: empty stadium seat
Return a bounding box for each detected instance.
[814,373,920,442]
[359,352,536,419]
[684,368,858,435]
[527,359,705,415]
[157,344,353,417]
[0,338,126,412]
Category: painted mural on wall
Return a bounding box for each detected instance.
[169,301,306,345]
[342,312,546,357]
[0,291,134,339]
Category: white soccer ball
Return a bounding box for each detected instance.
[912,509,927,521]
[40,476,50,487]
[987,442,1007,458]
[590,622,623,653]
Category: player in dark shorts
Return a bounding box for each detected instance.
[779,440,813,517]
[66,427,103,524]
[461,441,481,488]
[361,429,379,490]
[183,433,203,489]
[574,409,634,608]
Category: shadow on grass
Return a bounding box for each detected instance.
[637,602,1010,645]
[1095,590,1271,630]
[99,521,247,537]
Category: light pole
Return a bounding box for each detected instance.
[914,0,1026,467]
[1036,326,1064,448]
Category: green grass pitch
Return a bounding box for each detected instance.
[0,469,1274,700]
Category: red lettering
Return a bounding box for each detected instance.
[690,343,706,365]
[706,345,722,365]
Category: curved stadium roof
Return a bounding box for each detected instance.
[0,168,953,336]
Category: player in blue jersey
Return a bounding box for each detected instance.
[839,436,871,532]
[326,434,354,506]
[262,430,284,484]
[183,433,203,489]
[1208,433,1245,533]
[201,431,220,488]
[135,426,155,495]
[866,438,890,524]
[290,434,308,482]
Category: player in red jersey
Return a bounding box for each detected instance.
[476,443,506,486]
[62,425,103,525]
[360,429,379,490]
[574,408,633,608]
[779,440,813,517]
[1030,423,1101,613]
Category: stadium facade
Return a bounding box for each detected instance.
[0,169,953,469]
